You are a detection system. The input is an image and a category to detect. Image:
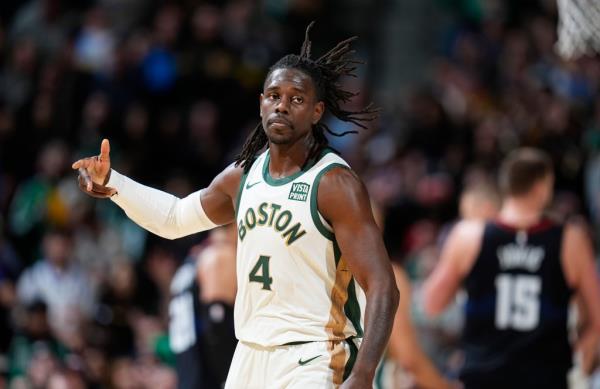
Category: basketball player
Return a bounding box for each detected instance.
[73,23,399,388]
[422,148,600,389]
[370,201,453,389]
[196,225,237,387]
[169,249,204,389]
[385,265,454,389]
[169,225,237,389]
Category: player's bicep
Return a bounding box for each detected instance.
[200,163,243,225]
[318,168,392,291]
[563,223,600,333]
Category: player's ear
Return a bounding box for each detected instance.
[313,101,324,125]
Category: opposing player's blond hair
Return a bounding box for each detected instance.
[498,148,553,196]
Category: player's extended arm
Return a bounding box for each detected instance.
[318,167,399,388]
[423,221,483,316]
[562,222,600,373]
[389,265,452,389]
[72,139,241,239]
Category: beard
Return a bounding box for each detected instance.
[264,123,297,145]
[267,132,294,145]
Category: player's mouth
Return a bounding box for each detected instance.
[267,116,294,130]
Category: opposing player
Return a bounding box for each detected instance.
[169,225,237,389]
[196,225,237,387]
[73,23,399,388]
[385,265,454,389]
[423,148,600,389]
[370,202,453,389]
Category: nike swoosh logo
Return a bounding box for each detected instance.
[245,181,261,189]
[298,355,321,366]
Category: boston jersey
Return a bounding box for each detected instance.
[461,220,573,389]
[234,149,364,347]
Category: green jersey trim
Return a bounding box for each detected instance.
[262,148,333,186]
[235,163,252,218]
[334,240,364,338]
[309,163,349,241]
[282,340,313,346]
[345,279,363,337]
[343,337,359,381]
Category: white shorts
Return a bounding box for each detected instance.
[225,339,359,389]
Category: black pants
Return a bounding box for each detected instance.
[199,301,237,387]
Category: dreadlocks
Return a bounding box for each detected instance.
[235,22,379,171]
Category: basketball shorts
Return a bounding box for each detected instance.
[224,338,359,389]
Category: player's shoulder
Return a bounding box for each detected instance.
[309,148,360,195]
[315,150,358,188]
[314,151,371,221]
[559,215,595,287]
[450,219,487,241]
[445,219,486,260]
[221,162,245,183]
[440,220,487,276]
[317,163,364,208]
[208,161,246,199]
[315,147,350,165]
[562,215,592,245]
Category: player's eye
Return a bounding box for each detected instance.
[268,93,279,100]
[292,96,303,104]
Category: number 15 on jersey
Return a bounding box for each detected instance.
[495,274,541,331]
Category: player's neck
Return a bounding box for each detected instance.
[267,135,313,178]
[498,197,545,229]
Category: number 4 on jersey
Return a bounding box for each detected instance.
[249,255,273,290]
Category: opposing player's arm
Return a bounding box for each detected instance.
[72,139,242,239]
[561,221,600,372]
[423,220,483,316]
[389,265,452,389]
[318,167,399,387]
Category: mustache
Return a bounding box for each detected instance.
[267,115,294,128]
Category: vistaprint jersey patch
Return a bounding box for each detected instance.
[288,182,310,202]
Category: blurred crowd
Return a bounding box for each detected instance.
[0,0,600,388]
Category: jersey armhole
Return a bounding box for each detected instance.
[235,172,249,218]
[309,163,349,241]
[234,156,260,218]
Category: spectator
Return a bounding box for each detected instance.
[16,228,96,348]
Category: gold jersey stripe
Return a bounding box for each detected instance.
[325,255,352,340]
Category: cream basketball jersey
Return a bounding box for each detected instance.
[234,149,365,347]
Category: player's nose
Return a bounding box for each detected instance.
[275,98,290,114]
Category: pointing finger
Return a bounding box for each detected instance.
[99,138,110,162]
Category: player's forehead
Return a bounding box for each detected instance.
[263,68,316,95]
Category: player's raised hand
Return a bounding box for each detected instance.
[72,139,115,196]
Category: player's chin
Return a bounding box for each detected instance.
[266,129,294,145]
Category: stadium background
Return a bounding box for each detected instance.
[0,0,599,387]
